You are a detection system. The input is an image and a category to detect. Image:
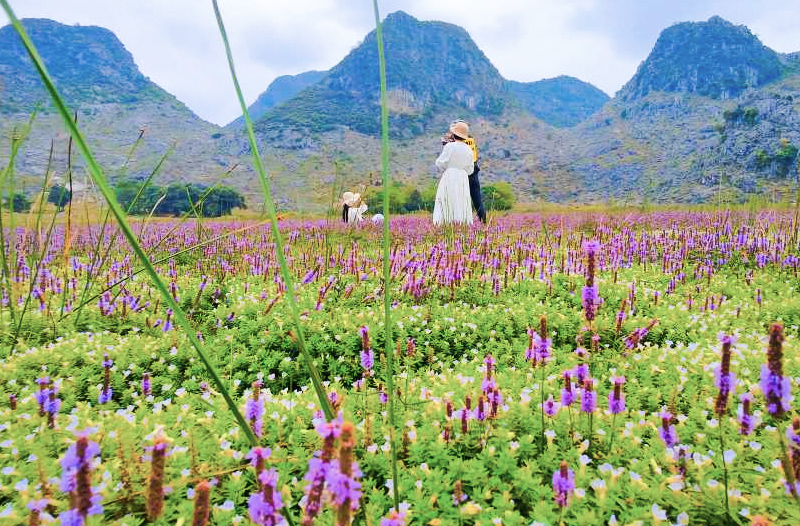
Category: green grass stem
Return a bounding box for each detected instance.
[372,0,401,509]
[211,0,333,421]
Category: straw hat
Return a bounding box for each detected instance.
[450,121,470,139]
[342,192,361,207]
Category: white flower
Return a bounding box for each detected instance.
[652,503,667,521]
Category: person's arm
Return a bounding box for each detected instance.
[435,142,452,170]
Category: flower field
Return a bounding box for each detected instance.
[1,210,800,525]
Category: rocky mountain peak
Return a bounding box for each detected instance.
[617,15,783,101]
[0,18,167,112]
[256,10,508,137]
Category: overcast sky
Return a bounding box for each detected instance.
[4,0,800,126]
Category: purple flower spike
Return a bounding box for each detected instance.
[552,461,576,508]
[608,376,626,414]
[580,378,597,414]
[737,392,756,435]
[59,430,103,524]
[658,410,679,448]
[760,323,792,418]
[360,349,374,372]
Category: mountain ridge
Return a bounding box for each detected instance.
[1,13,798,209]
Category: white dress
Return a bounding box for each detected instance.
[347,203,368,223]
[433,141,474,226]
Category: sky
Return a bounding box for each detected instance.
[3,0,800,126]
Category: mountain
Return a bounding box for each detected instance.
[0,18,240,195]
[0,18,170,111]
[618,16,783,101]
[508,76,609,127]
[256,10,511,138]
[2,13,798,209]
[564,16,800,203]
[226,70,325,128]
[251,12,607,136]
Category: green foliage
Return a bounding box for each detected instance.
[482,181,515,211]
[754,148,772,170]
[743,106,759,125]
[114,178,246,217]
[47,183,72,211]
[775,139,799,177]
[366,181,428,214]
[3,191,31,212]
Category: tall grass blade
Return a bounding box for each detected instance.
[72,128,146,328]
[211,0,333,421]
[0,116,36,332]
[372,0,401,509]
[0,1,259,446]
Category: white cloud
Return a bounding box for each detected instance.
[3,0,799,125]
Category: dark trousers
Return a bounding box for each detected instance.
[468,163,486,223]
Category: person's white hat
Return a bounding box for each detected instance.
[342,191,360,206]
[371,213,384,223]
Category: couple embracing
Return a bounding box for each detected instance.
[433,120,487,226]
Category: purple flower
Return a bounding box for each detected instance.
[98,388,113,405]
[380,509,408,526]
[714,333,737,415]
[359,326,370,352]
[658,410,679,448]
[580,378,597,414]
[737,392,758,435]
[483,354,496,372]
[760,364,792,417]
[573,364,590,385]
[543,394,560,416]
[246,447,272,467]
[141,373,152,397]
[581,284,599,322]
[561,371,576,407]
[302,268,317,285]
[245,381,265,438]
[248,468,285,526]
[552,461,576,507]
[608,376,626,414]
[59,431,103,524]
[360,349,374,372]
[761,323,792,418]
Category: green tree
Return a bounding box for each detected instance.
[776,139,799,177]
[200,186,247,217]
[115,177,164,215]
[4,192,31,212]
[366,181,408,214]
[47,184,72,211]
[482,181,516,211]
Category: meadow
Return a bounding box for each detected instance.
[1,208,800,525]
[3,0,800,524]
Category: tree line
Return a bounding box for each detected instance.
[114,179,246,217]
[364,180,516,214]
[1,180,247,217]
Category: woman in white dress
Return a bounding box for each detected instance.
[433,121,474,226]
[341,191,368,223]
